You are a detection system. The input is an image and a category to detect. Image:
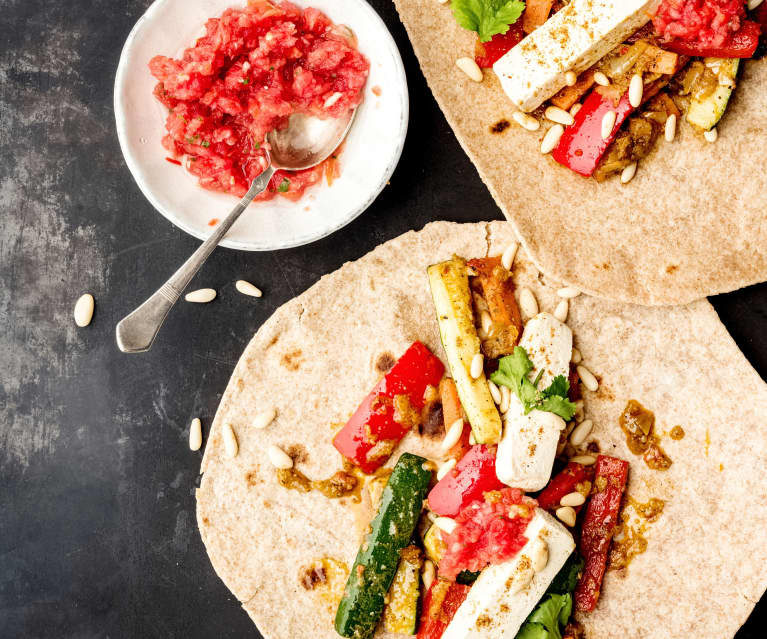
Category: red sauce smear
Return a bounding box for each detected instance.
[149,0,369,201]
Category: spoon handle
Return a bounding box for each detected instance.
[115,166,276,353]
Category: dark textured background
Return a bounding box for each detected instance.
[1,0,765,637]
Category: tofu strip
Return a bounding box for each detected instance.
[495,313,572,491]
[442,509,575,639]
[493,0,656,112]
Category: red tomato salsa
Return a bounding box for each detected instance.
[653,0,755,52]
[149,0,369,201]
[438,488,537,580]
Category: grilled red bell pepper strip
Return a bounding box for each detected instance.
[427,445,505,517]
[417,579,471,639]
[574,455,629,612]
[333,342,445,473]
[474,23,525,68]
[663,20,761,58]
[536,462,595,512]
[552,89,636,177]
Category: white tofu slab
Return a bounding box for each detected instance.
[493,0,655,112]
[442,509,575,639]
[496,313,572,490]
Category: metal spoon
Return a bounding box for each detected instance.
[115,109,356,353]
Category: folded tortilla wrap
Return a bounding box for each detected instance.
[197,222,767,638]
[390,0,767,306]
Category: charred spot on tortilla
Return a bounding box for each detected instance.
[666,265,679,274]
[286,443,309,464]
[375,352,396,373]
[281,348,304,371]
[245,470,261,486]
[301,564,328,590]
[490,119,511,134]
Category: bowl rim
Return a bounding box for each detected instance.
[113,0,409,251]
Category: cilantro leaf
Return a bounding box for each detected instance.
[277,178,290,193]
[451,0,525,43]
[490,348,576,420]
[548,552,584,595]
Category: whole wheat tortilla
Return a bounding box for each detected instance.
[197,221,767,639]
[390,1,767,306]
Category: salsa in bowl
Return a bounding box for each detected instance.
[115,0,408,250]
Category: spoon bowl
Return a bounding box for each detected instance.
[116,107,357,354]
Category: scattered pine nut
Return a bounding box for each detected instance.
[470,353,484,379]
[74,293,95,327]
[267,444,293,469]
[236,280,263,298]
[519,287,539,318]
[437,458,457,481]
[480,310,493,335]
[252,407,276,430]
[557,287,580,299]
[512,112,540,132]
[570,419,593,447]
[565,70,577,86]
[541,124,565,154]
[560,492,586,508]
[571,347,582,364]
[223,423,238,458]
[556,506,577,527]
[554,299,569,323]
[570,103,582,117]
[570,454,597,466]
[502,242,519,270]
[621,162,638,184]
[749,0,763,10]
[629,74,643,108]
[189,418,203,451]
[456,57,483,82]
[704,127,718,143]
[499,385,511,414]
[601,111,617,139]
[576,365,599,392]
[185,288,217,303]
[544,106,574,126]
[594,71,610,86]
[488,380,502,404]
[665,114,677,142]
[442,419,464,451]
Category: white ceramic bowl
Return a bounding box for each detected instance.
[115,0,408,250]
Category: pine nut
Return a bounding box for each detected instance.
[442,419,464,451]
[74,293,95,327]
[576,365,599,392]
[480,310,493,335]
[267,444,293,469]
[601,111,616,139]
[556,506,577,527]
[500,385,511,414]
[236,280,263,297]
[621,162,638,184]
[189,418,203,451]
[594,71,610,86]
[470,353,484,379]
[437,458,457,481]
[223,423,238,458]
[665,114,677,142]
[704,127,718,143]
[185,288,217,303]
[570,454,597,466]
[554,299,569,323]
[570,419,593,446]
[512,112,540,132]
[560,492,586,508]
[502,242,519,270]
[422,560,436,590]
[456,57,483,82]
[488,380,502,404]
[530,538,549,572]
[571,347,582,364]
[545,106,574,126]
[629,74,643,108]
[252,407,276,430]
[557,287,580,299]
[519,287,538,319]
[541,124,564,154]
[434,517,457,534]
[565,70,577,86]
[570,103,582,117]
[749,0,763,10]
[573,399,585,423]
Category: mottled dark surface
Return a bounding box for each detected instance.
[0,0,765,637]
